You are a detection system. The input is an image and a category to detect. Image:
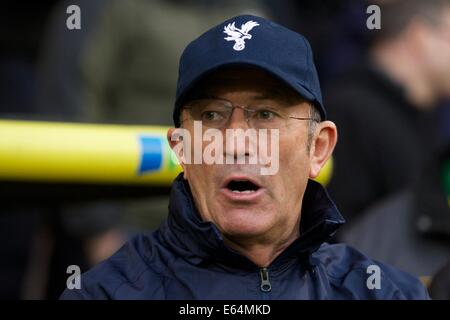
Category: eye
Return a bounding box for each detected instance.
[201,110,223,121]
[256,109,278,120]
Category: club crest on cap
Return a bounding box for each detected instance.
[223,20,260,51]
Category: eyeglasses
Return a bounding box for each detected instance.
[181,98,317,129]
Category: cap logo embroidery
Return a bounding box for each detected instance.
[223,20,260,51]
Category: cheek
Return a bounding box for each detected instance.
[185,165,212,198]
[280,130,309,164]
[184,164,219,221]
[277,135,310,189]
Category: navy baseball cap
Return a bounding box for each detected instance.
[173,14,325,127]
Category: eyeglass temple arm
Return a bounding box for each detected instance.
[289,116,315,121]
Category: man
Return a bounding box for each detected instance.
[61,15,428,299]
[326,0,450,222]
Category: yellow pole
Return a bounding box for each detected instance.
[0,120,181,185]
[0,120,332,186]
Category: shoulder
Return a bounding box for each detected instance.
[60,232,167,300]
[314,243,430,300]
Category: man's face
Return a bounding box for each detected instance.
[172,67,315,244]
[421,8,450,97]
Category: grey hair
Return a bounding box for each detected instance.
[307,104,322,153]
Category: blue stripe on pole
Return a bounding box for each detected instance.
[138,135,163,174]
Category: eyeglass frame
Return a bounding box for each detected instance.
[179,97,319,129]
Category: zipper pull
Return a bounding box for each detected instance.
[260,267,272,292]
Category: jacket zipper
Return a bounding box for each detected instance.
[259,267,272,292]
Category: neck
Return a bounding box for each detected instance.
[371,41,436,109]
[223,217,301,268]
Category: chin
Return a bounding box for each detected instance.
[216,208,273,238]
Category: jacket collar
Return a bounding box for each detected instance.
[159,173,345,271]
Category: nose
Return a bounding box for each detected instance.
[226,106,250,130]
[223,107,256,163]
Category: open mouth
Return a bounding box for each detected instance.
[226,179,261,193]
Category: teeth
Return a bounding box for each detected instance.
[231,190,255,193]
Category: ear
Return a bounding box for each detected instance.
[309,121,338,179]
[167,127,189,179]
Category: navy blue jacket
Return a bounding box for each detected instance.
[61,174,429,299]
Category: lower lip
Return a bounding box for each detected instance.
[220,187,265,202]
